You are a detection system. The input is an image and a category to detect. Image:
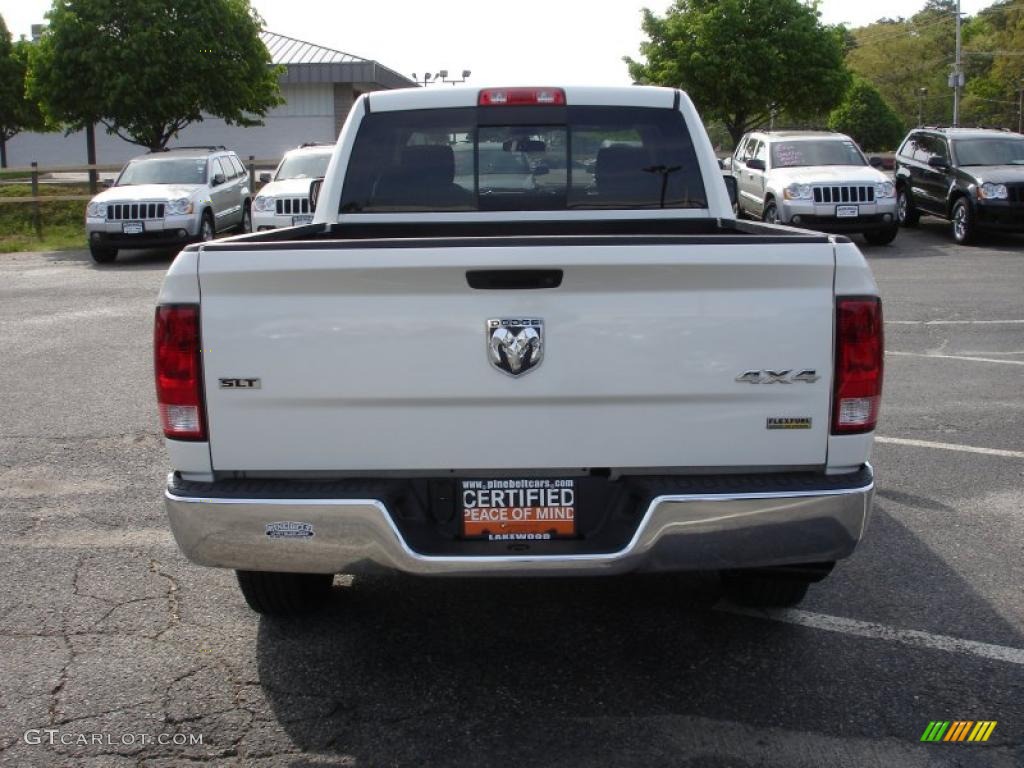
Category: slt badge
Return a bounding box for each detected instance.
[487,318,543,377]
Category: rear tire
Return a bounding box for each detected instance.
[236,570,333,615]
[864,226,898,246]
[896,187,919,227]
[720,570,811,607]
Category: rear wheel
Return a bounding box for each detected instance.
[864,226,898,246]
[896,187,919,227]
[235,570,333,615]
[951,198,976,245]
[89,243,118,263]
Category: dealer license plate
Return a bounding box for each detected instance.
[291,214,313,225]
[461,478,576,541]
[835,205,859,218]
[122,221,144,234]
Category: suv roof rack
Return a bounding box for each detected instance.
[298,142,332,148]
[149,145,227,153]
[920,125,1012,132]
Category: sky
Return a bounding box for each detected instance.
[1,0,1000,86]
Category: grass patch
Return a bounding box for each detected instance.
[0,183,88,253]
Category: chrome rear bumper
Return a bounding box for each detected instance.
[165,467,873,577]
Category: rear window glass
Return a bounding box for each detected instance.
[340,106,707,212]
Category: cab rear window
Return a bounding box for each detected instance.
[339,106,707,212]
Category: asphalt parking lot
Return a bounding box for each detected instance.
[1,219,1022,767]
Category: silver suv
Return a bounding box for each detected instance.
[251,143,333,231]
[729,131,898,245]
[85,146,251,263]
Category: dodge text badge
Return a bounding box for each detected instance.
[487,318,543,377]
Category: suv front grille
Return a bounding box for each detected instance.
[812,185,875,204]
[107,202,165,220]
[275,198,311,215]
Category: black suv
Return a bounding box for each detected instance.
[894,127,1024,244]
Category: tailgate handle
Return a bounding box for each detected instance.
[466,269,563,290]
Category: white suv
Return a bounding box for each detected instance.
[85,146,251,263]
[730,131,898,245]
[251,143,334,231]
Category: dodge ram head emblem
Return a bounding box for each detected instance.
[487,318,543,376]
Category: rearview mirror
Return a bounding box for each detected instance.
[723,174,738,209]
[212,173,226,186]
[721,156,732,170]
[309,177,323,213]
[746,158,766,172]
[259,172,272,184]
[927,156,948,169]
[868,156,884,169]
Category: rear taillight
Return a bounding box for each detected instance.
[832,297,884,434]
[154,304,206,441]
[478,88,566,106]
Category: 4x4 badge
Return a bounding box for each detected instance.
[487,318,543,377]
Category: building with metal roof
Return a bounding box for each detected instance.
[7,31,416,168]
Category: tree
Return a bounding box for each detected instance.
[0,15,46,167]
[27,0,282,151]
[828,78,905,151]
[625,0,850,146]
[845,3,956,128]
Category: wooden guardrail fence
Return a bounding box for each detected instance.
[1,157,278,239]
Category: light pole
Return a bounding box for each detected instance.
[439,69,472,86]
[918,87,928,127]
[952,0,963,126]
[410,72,441,87]
[411,69,471,87]
[1018,82,1023,134]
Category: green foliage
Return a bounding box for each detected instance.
[828,78,905,151]
[624,0,850,145]
[0,15,48,166]
[28,0,283,150]
[0,183,87,253]
[845,0,1024,131]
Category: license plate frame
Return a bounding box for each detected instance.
[291,214,313,226]
[461,478,577,541]
[835,205,859,218]
[122,221,144,234]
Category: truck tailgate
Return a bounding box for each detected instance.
[198,241,835,471]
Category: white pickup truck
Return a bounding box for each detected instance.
[155,86,883,615]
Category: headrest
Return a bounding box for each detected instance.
[401,145,455,183]
[595,146,647,177]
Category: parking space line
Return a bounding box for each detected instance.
[887,319,1024,325]
[716,603,1024,666]
[875,436,1024,459]
[887,351,1024,366]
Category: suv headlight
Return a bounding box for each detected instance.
[978,182,1008,200]
[253,195,275,213]
[874,181,895,198]
[167,197,194,216]
[783,183,813,201]
[86,201,107,218]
